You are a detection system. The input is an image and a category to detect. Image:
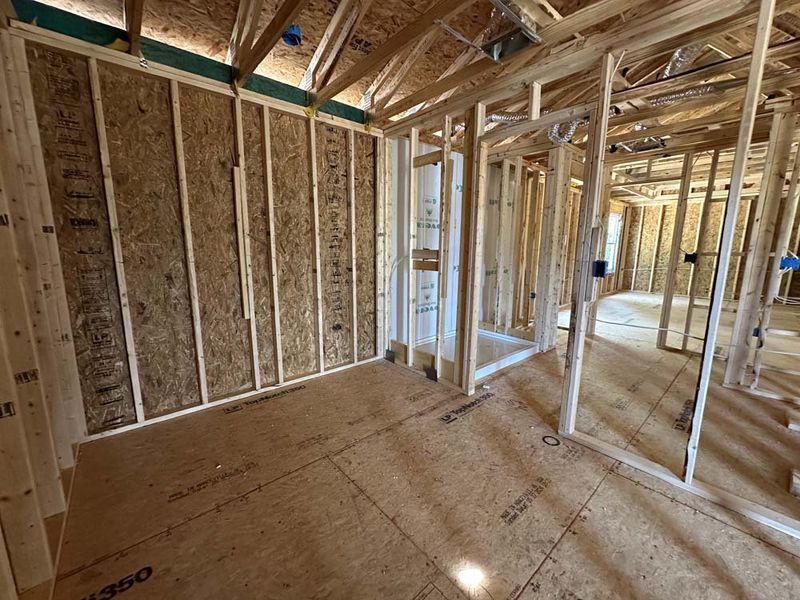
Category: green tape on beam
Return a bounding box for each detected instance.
[11,0,367,125]
[140,38,234,83]
[319,99,366,124]
[243,75,307,107]
[12,0,122,46]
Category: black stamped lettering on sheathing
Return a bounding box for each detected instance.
[500,477,552,525]
[0,402,16,418]
[673,396,694,431]
[222,384,305,414]
[14,369,39,385]
[439,392,494,424]
[168,461,259,502]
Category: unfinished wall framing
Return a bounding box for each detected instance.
[8,27,382,440]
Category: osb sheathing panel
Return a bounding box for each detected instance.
[316,123,354,369]
[242,102,277,386]
[179,85,253,399]
[675,202,701,295]
[651,204,675,294]
[725,198,754,299]
[621,206,642,290]
[26,43,135,433]
[98,63,200,419]
[269,110,320,380]
[354,133,377,360]
[633,206,660,291]
[56,361,454,579]
[134,0,491,106]
[695,202,724,298]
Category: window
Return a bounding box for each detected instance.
[605,213,623,273]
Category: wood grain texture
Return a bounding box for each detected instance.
[26,43,135,433]
[695,202,723,298]
[269,110,319,380]
[621,206,642,291]
[180,85,253,400]
[633,206,659,291]
[354,133,377,361]
[316,123,353,369]
[675,202,700,295]
[242,101,277,386]
[652,204,675,294]
[98,63,200,418]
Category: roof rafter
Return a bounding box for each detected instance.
[311,0,475,108]
[375,0,644,124]
[227,0,264,67]
[300,0,374,94]
[124,0,145,56]
[358,28,439,112]
[235,0,310,87]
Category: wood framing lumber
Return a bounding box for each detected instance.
[381,0,748,133]
[560,52,615,435]
[124,0,144,56]
[407,127,419,367]
[534,146,570,350]
[435,115,452,378]
[235,0,309,86]
[454,103,486,393]
[377,0,643,124]
[0,31,69,512]
[228,0,265,67]
[313,0,474,108]
[0,313,53,593]
[1,30,74,466]
[657,152,694,349]
[11,36,87,443]
[300,0,373,93]
[493,159,512,331]
[308,120,325,373]
[684,0,776,486]
[725,109,796,385]
[363,30,438,112]
[233,97,260,388]
[413,149,443,168]
[586,165,612,335]
[261,106,284,383]
[87,57,145,423]
[682,149,719,351]
[752,138,800,384]
[0,117,65,519]
[170,80,209,402]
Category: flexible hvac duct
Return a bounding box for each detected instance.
[648,84,717,107]
[486,110,529,123]
[663,43,704,78]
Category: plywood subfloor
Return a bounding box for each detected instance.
[53,295,800,599]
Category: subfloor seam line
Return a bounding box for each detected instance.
[327,457,468,598]
[609,470,800,561]
[514,462,617,599]
[54,389,460,584]
[515,354,692,597]
[623,354,693,453]
[54,455,328,582]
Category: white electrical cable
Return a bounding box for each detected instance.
[593,318,705,341]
